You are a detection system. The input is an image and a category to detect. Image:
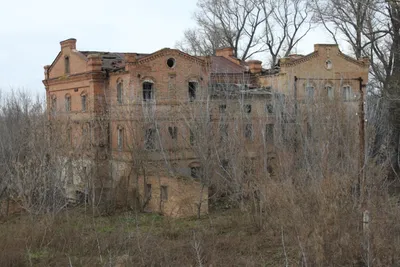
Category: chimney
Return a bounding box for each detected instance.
[87,54,102,71]
[246,60,262,74]
[216,47,234,58]
[60,38,77,50]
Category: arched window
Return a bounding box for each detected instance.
[65,94,71,112]
[117,126,124,151]
[325,84,334,100]
[143,81,154,101]
[81,92,87,112]
[117,79,123,104]
[342,85,352,101]
[50,95,57,115]
[64,56,70,74]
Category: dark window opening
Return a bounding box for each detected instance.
[145,128,156,150]
[191,167,200,178]
[219,104,227,114]
[245,124,253,140]
[117,82,123,104]
[168,126,178,139]
[189,82,197,102]
[145,184,152,199]
[244,104,252,113]
[167,58,175,68]
[161,186,168,201]
[65,96,71,112]
[222,159,229,170]
[65,56,70,74]
[143,82,153,101]
[81,95,87,112]
[266,103,274,114]
[190,129,195,145]
[266,124,274,143]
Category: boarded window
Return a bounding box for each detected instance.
[143,82,153,101]
[189,82,197,102]
[161,186,168,201]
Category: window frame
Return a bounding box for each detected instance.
[342,85,352,101]
[81,94,87,112]
[143,81,154,101]
[65,94,71,112]
[64,56,70,74]
[117,127,124,151]
[188,82,197,102]
[117,80,123,104]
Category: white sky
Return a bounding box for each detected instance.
[0,0,342,96]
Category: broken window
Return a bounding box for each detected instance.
[244,124,253,140]
[117,127,123,150]
[167,58,175,68]
[265,124,274,143]
[143,82,153,101]
[266,103,274,114]
[244,104,252,113]
[343,86,352,101]
[189,82,197,102]
[117,80,123,104]
[65,95,71,112]
[161,186,168,201]
[145,184,152,199]
[168,126,178,139]
[191,167,200,178]
[81,94,87,112]
[145,128,156,150]
[65,56,70,74]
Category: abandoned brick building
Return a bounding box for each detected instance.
[43,39,369,217]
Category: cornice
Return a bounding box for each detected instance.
[135,49,206,66]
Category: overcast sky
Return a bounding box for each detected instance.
[0,0,338,96]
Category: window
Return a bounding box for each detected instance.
[191,167,200,178]
[245,124,253,140]
[167,58,175,68]
[145,128,156,150]
[306,86,314,101]
[81,94,87,112]
[117,127,123,150]
[325,59,333,70]
[65,56,70,74]
[65,95,71,112]
[266,124,274,143]
[190,129,195,145]
[145,184,152,199]
[221,159,229,170]
[266,103,274,114]
[219,104,227,114]
[168,126,178,139]
[117,80,123,104]
[244,104,252,113]
[343,86,352,101]
[67,128,72,145]
[160,186,168,201]
[189,82,197,102]
[220,123,228,140]
[143,82,153,101]
[51,96,57,115]
[326,85,334,100]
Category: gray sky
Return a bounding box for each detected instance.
[0,0,337,96]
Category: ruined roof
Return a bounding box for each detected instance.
[209,56,248,74]
[79,51,148,72]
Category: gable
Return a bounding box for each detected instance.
[48,50,88,79]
